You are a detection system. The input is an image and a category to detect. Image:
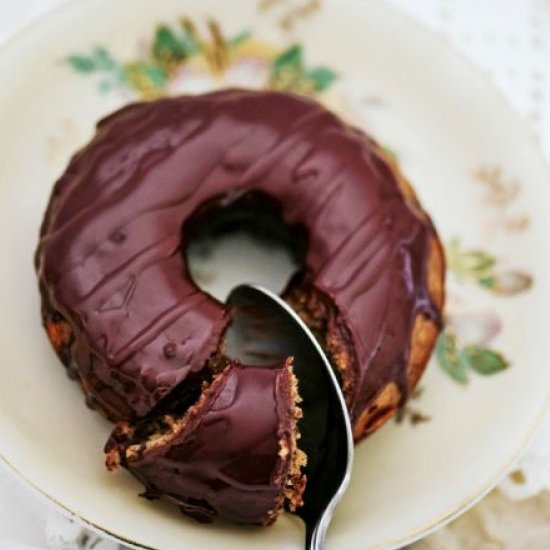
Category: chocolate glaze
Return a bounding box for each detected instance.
[110,361,298,525]
[36,89,440,423]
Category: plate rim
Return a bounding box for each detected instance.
[0,0,548,549]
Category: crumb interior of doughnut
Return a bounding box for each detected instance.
[124,374,221,460]
[283,286,356,399]
[281,368,308,513]
[114,369,218,461]
[105,373,208,468]
[264,364,307,523]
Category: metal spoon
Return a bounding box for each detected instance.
[226,284,354,550]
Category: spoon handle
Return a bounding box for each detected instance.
[305,521,327,550]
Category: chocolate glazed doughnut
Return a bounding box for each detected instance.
[36,89,445,524]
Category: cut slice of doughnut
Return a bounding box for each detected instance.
[105,358,307,526]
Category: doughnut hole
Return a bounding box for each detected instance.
[183,191,307,302]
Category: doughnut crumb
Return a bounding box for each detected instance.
[264,359,307,525]
[281,362,308,513]
[284,285,358,401]
[106,370,227,468]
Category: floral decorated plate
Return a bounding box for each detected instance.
[0,0,549,549]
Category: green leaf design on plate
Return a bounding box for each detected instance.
[306,67,338,92]
[67,55,96,73]
[437,328,511,383]
[478,275,496,289]
[98,80,114,92]
[270,44,337,94]
[446,238,532,295]
[92,47,118,70]
[151,25,200,70]
[447,238,496,278]
[228,29,252,49]
[67,47,120,73]
[152,26,188,65]
[273,44,303,72]
[459,345,509,375]
[436,331,468,384]
[124,62,168,97]
[66,47,125,91]
[67,20,333,99]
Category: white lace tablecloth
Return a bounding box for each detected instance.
[0,1,548,549]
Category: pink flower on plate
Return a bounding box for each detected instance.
[446,311,503,346]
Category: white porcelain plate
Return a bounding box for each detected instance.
[0,1,549,549]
